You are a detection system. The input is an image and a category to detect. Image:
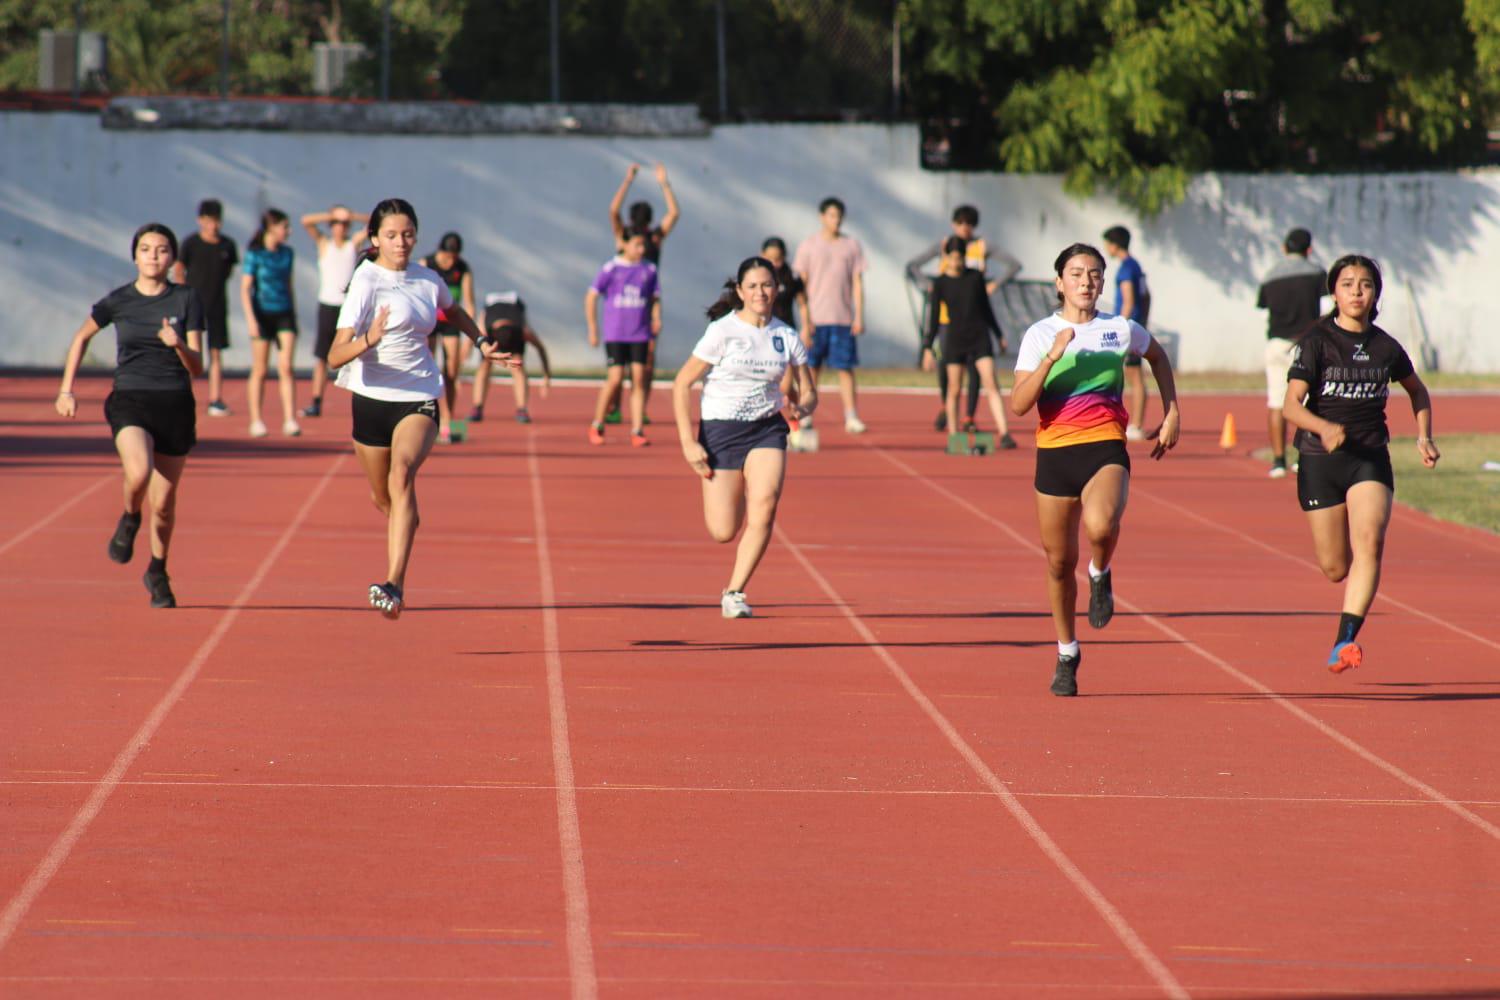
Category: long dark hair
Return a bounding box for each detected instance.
[1053,242,1106,305]
[1327,254,1382,321]
[706,256,778,321]
[248,208,288,251]
[130,222,178,261]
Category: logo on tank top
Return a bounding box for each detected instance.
[1352,343,1371,362]
[772,335,784,352]
[1101,329,1120,346]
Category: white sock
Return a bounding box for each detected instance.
[845,409,859,421]
[1088,561,1108,579]
[1058,640,1080,657]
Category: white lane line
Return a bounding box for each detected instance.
[776,525,1190,1000]
[1135,484,1500,655]
[0,455,346,955]
[874,446,1500,844]
[526,432,599,1000]
[0,474,112,559]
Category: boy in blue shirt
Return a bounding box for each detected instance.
[1103,225,1151,440]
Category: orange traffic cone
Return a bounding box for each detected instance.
[1219,412,1238,451]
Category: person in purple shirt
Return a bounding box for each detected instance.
[586,228,661,446]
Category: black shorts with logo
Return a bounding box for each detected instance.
[105,389,197,457]
[1034,439,1130,498]
[1296,448,1394,511]
[351,394,439,448]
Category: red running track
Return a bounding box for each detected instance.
[1,373,1498,999]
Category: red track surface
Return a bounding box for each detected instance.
[2,373,1498,999]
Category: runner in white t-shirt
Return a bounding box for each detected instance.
[326,198,519,619]
[672,256,818,619]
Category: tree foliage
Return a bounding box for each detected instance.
[902,0,1500,212]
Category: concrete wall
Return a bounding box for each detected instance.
[5,112,1497,372]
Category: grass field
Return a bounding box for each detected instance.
[1390,434,1500,534]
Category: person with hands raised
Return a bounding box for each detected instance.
[673,256,816,619]
[56,222,204,608]
[328,198,519,620]
[1011,242,1181,696]
[1282,254,1438,674]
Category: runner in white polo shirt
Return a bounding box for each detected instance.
[672,255,818,619]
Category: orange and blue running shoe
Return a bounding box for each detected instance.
[1327,640,1362,674]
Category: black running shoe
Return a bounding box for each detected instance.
[107,513,140,564]
[1050,652,1080,697]
[300,397,322,418]
[1087,568,1114,629]
[998,433,1018,450]
[934,410,947,432]
[469,405,485,423]
[368,581,403,619]
[143,568,176,608]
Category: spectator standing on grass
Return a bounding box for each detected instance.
[173,199,237,418]
[1102,225,1151,441]
[300,204,368,419]
[1257,227,1325,478]
[906,204,1022,431]
[794,196,868,434]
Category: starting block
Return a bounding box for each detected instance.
[946,430,994,456]
[448,419,468,443]
[787,425,820,453]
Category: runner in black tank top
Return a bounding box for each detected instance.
[1282,255,1439,674]
[55,223,205,608]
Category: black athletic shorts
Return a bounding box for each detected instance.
[605,341,652,366]
[252,306,298,339]
[203,299,230,351]
[940,329,993,367]
[489,325,526,357]
[314,303,341,361]
[1296,449,1394,512]
[698,414,789,471]
[1034,439,1130,498]
[351,394,439,448]
[105,389,197,457]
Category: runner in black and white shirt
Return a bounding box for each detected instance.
[55,223,204,608]
[1283,254,1438,674]
[327,198,518,619]
[672,256,817,619]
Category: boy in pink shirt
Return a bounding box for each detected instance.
[793,197,868,433]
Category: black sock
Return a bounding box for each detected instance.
[121,511,141,526]
[148,556,166,576]
[1337,613,1364,645]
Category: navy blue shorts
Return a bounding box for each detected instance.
[807,324,858,370]
[698,414,789,471]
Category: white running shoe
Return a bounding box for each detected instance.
[249,420,269,438]
[282,419,302,437]
[721,590,752,619]
[1125,424,1146,442]
[844,416,868,435]
[1268,463,1288,479]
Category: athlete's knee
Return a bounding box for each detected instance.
[1319,556,1350,583]
[369,490,391,516]
[707,522,738,544]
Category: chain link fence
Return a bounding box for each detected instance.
[4,1,899,121]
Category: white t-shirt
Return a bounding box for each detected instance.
[1015,311,1151,371]
[334,260,452,401]
[317,238,360,306]
[691,312,808,421]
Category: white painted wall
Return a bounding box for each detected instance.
[4,113,1496,372]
